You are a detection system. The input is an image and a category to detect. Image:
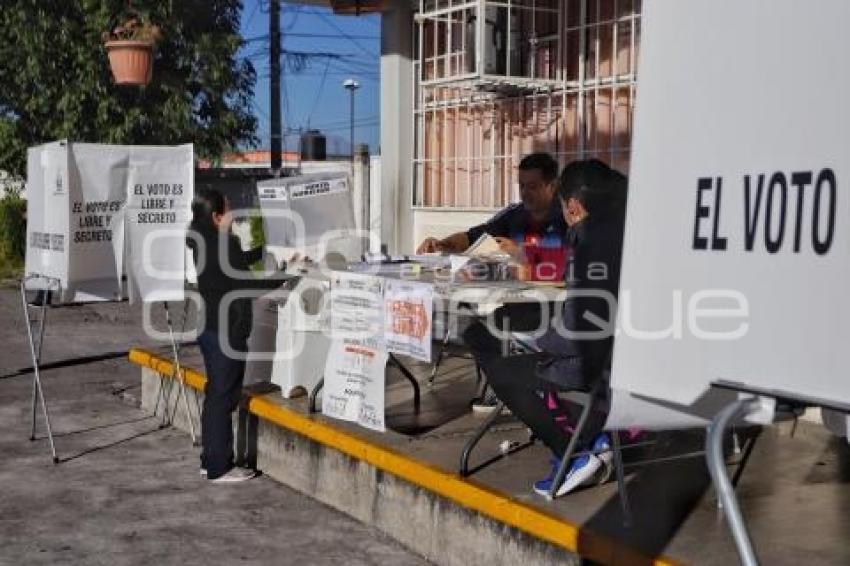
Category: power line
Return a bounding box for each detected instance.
[306,58,332,128]
[243,32,380,42]
[315,11,379,58]
[243,0,262,32]
[283,4,301,30]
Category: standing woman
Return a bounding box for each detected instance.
[187,188,289,483]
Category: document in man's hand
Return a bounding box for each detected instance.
[464,233,507,260]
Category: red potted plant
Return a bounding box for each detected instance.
[102,11,162,86]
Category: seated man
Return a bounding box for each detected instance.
[464,159,628,497]
[420,153,571,412]
[416,152,568,283]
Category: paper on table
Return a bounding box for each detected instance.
[449,255,471,273]
[464,233,504,259]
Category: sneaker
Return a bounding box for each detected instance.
[200,467,207,477]
[209,467,257,484]
[471,389,510,415]
[533,453,602,498]
[591,433,613,485]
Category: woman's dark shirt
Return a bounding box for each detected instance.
[188,230,288,348]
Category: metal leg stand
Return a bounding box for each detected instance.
[309,378,324,414]
[731,428,761,488]
[388,353,421,411]
[459,399,506,476]
[428,327,450,388]
[611,432,632,526]
[706,397,760,566]
[20,278,59,463]
[163,301,197,445]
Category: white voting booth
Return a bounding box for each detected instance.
[22,141,195,462]
[610,1,850,563]
[253,173,363,398]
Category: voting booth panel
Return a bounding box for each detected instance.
[24,141,193,304]
[612,0,850,414]
[257,173,363,263]
[22,141,197,461]
[67,144,128,302]
[124,145,194,303]
[25,143,72,294]
[26,141,125,302]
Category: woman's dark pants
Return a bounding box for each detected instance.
[197,329,247,479]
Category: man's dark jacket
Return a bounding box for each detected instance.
[535,208,626,389]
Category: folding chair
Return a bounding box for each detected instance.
[546,380,630,517]
[459,373,766,529]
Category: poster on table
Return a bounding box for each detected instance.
[611,0,850,411]
[23,141,193,304]
[383,279,433,362]
[124,145,194,303]
[322,272,388,432]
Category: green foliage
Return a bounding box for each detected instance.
[102,6,163,43]
[249,211,265,249]
[0,0,258,178]
[249,212,265,271]
[0,191,26,279]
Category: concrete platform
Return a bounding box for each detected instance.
[0,289,428,566]
[130,348,850,566]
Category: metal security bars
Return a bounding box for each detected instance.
[413,0,641,208]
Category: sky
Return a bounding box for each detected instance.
[239,1,382,156]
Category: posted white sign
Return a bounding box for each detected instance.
[322,272,388,431]
[384,279,433,362]
[612,0,850,410]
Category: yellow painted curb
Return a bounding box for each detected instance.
[129,347,683,566]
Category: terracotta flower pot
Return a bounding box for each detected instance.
[104,40,154,86]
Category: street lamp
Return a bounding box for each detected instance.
[343,79,360,164]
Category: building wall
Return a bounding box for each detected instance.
[412,208,494,251]
[413,0,641,211]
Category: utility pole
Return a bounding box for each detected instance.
[270,0,282,173]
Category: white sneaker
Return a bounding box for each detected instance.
[533,454,603,498]
[210,467,257,483]
[471,390,510,416]
[591,434,614,485]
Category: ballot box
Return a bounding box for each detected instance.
[268,275,332,397]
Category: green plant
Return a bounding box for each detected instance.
[0,191,26,278]
[0,1,258,178]
[249,212,265,271]
[249,212,265,249]
[102,11,162,44]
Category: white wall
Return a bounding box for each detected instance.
[411,208,495,253]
